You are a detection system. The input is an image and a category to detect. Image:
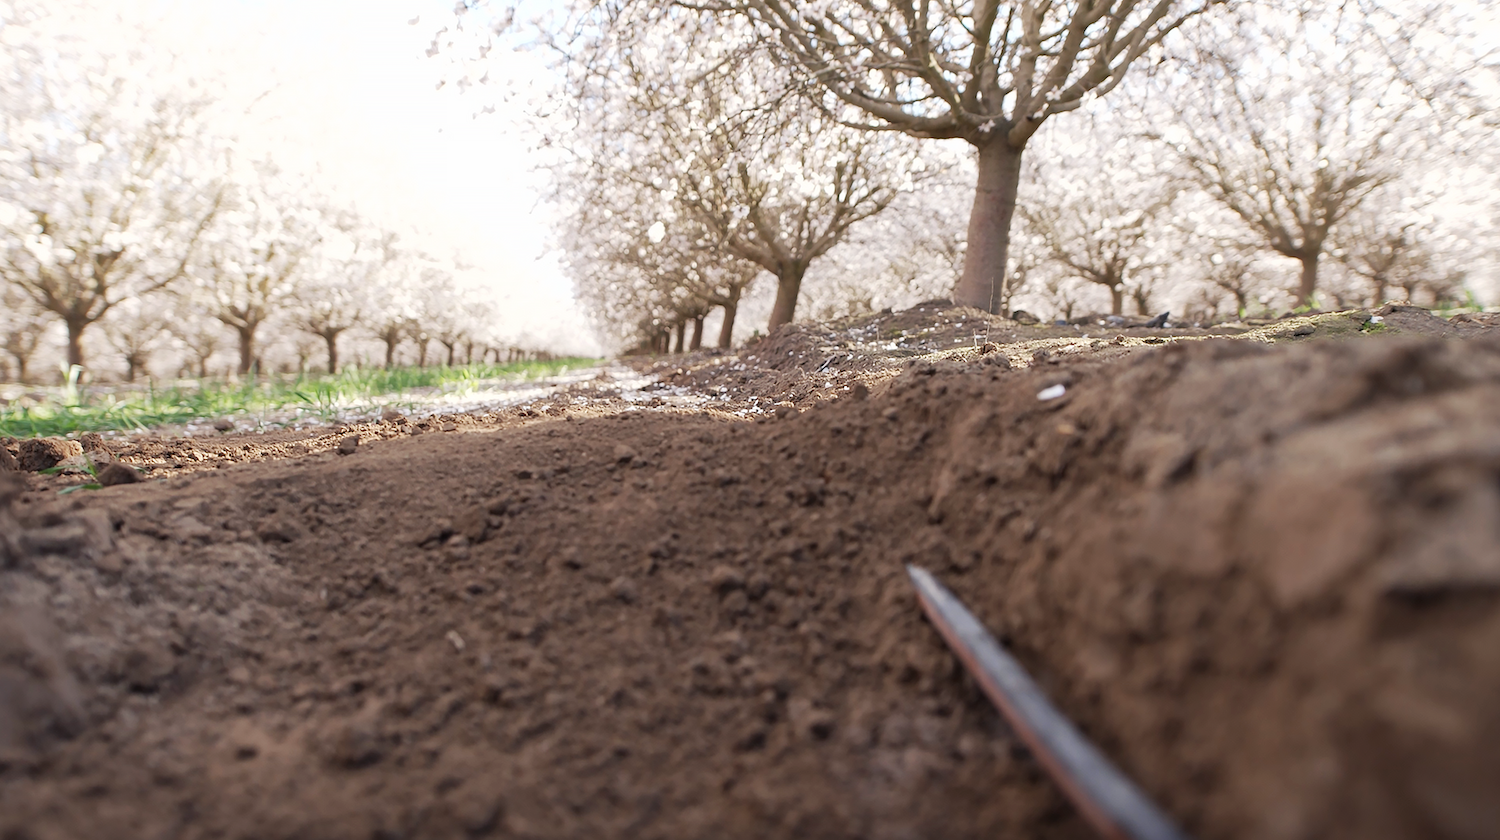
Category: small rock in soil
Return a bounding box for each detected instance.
[97,462,143,486]
[18,438,83,472]
[337,436,360,455]
[119,640,177,692]
[0,444,17,472]
[709,565,745,595]
[324,721,384,768]
[255,516,305,543]
[454,506,489,543]
[850,383,870,401]
[613,444,637,463]
[78,433,108,453]
[786,697,835,741]
[609,576,638,604]
[440,422,458,432]
[213,419,235,432]
[381,409,405,424]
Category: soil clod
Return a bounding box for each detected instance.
[96,462,142,486]
[17,438,82,472]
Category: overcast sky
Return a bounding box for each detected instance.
[134,0,599,355]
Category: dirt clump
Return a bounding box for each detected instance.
[16,437,83,472]
[0,303,1497,840]
[96,462,143,486]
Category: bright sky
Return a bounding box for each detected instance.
[134,0,599,355]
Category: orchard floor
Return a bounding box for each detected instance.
[3,303,1499,840]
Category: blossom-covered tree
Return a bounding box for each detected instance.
[0,1,225,369]
[710,0,1227,314]
[1021,124,1178,316]
[100,299,169,383]
[0,281,51,383]
[191,167,324,376]
[293,216,390,374]
[546,4,927,335]
[1148,2,1480,306]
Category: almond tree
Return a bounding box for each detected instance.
[294,217,388,375]
[562,156,761,351]
[707,0,1226,313]
[1203,247,1272,319]
[0,3,226,369]
[548,4,924,332]
[1148,3,1483,306]
[0,281,50,383]
[408,267,461,367]
[1021,125,1177,315]
[191,169,324,376]
[365,246,432,369]
[169,315,225,379]
[807,168,977,319]
[405,268,484,367]
[100,300,169,383]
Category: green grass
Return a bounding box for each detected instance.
[0,358,597,439]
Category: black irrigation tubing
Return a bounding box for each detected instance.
[906,565,1193,840]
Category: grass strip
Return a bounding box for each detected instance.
[0,358,596,439]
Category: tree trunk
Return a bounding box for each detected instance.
[13,355,27,384]
[718,292,740,349]
[65,318,88,370]
[417,338,430,367]
[1370,278,1387,308]
[1297,252,1320,307]
[384,338,398,369]
[689,317,704,351]
[767,264,808,331]
[954,140,1026,314]
[443,342,457,366]
[1111,285,1124,316]
[324,332,340,374]
[672,321,686,354]
[237,324,259,376]
[1133,289,1151,316]
[124,354,141,383]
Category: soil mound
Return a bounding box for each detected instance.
[1,306,1498,839]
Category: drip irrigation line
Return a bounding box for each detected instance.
[906,565,1192,840]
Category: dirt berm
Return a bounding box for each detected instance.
[2,307,1497,839]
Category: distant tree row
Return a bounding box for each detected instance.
[0,1,519,385]
[450,0,1495,350]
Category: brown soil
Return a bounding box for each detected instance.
[2,304,1498,840]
